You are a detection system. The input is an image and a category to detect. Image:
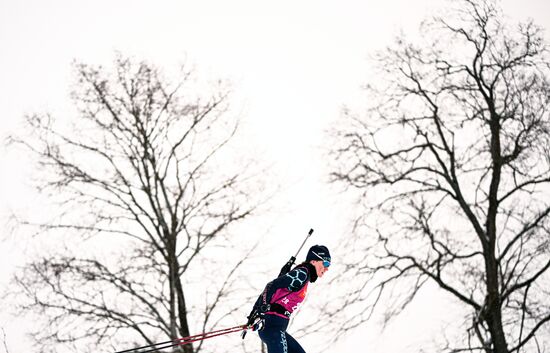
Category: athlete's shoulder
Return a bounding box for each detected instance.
[287,266,309,279]
[284,263,318,290]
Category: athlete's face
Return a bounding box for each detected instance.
[312,260,329,278]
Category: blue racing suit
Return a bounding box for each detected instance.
[252,262,318,353]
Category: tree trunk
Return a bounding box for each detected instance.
[169,252,180,348]
[485,113,508,353]
[168,232,192,353]
[175,265,193,353]
[485,255,508,353]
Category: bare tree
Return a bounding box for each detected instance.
[328,1,550,352]
[8,55,267,353]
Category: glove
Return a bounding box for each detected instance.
[242,308,264,339]
[251,315,265,332]
[246,309,257,325]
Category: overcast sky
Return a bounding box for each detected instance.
[1,1,549,352]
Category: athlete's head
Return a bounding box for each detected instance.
[306,245,331,278]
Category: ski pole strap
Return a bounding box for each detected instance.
[115,324,248,353]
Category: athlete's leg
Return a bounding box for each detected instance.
[285,332,306,353]
[259,328,287,353]
[258,315,291,353]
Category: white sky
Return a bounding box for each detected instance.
[0,1,549,352]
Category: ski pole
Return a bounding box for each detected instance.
[278,228,314,276]
[115,324,247,353]
[135,325,246,353]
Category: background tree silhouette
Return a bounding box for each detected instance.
[329,0,550,352]
[9,55,267,353]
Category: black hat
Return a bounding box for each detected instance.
[306,245,331,263]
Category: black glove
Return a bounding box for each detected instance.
[242,307,265,339]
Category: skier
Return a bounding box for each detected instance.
[246,245,331,353]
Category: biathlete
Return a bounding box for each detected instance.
[246,245,331,353]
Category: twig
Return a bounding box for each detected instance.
[1,328,10,353]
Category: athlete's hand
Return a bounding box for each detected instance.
[251,316,265,332]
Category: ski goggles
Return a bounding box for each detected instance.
[312,251,331,268]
